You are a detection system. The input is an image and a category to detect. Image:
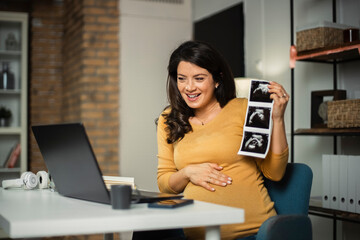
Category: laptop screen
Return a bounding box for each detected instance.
[32,123,111,204]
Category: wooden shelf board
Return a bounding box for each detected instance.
[0,168,20,173]
[290,42,360,68]
[309,197,360,223]
[0,127,22,134]
[295,128,360,136]
[0,50,21,56]
[0,89,21,94]
[309,206,360,223]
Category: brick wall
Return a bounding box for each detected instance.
[30,0,120,176]
[62,0,120,175]
[30,0,64,172]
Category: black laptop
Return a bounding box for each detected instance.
[31,123,183,205]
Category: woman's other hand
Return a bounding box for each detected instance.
[183,163,232,192]
[268,81,289,122]
[267,81,289,154]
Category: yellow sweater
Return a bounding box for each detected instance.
[157,98,289,240]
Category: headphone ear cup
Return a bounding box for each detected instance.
[21,172,38,190]
[36,171,50,189]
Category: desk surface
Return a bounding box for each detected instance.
[0,188,244,238]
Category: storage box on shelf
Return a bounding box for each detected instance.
[296,21,359,52]
[328,99,360,128]
[296,21,345,52]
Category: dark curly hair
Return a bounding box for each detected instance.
[162,40,236,144]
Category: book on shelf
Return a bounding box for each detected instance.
[2,145,14,167]
[3,143,21,168]
[102,176,135,190]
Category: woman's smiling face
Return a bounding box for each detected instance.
[177,61,219,112]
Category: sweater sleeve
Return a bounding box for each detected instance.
[256,146,289,181]
[156,113,179,194]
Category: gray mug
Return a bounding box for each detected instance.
[111,185,132,209]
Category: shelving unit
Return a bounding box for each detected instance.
[0,11,28,184]
[290,1,360,239]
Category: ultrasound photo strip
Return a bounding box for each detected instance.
[238,80,274,159]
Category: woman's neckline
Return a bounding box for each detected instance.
[189,98,236,128]
[192,101,221,125]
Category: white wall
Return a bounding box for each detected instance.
[119,0,192,191]
[244,0,292,130]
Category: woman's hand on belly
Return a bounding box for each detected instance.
[183,163,232,192]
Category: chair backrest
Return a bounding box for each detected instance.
[264,163,313,215]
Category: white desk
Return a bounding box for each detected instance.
[0,188,244,239]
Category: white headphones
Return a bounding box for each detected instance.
[2,171,51,190]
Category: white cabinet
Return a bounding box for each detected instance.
[0,11,28,182]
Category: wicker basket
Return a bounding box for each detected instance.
[297,27,343,52]
[327,99,360,128]
[296,21,352,52]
